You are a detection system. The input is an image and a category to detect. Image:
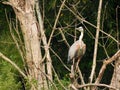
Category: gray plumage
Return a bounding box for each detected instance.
[68,27,86,63]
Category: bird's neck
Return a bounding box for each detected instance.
[79,31,83,42]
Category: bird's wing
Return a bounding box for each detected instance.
[68,41,79,60]
[75,41,86,58]
[82,42,86,55]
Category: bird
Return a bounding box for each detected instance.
[67,26,86,70]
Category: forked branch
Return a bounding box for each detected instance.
[95,50,120,84]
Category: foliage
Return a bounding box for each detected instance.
[0,5,23,89]
[0,61,21,90]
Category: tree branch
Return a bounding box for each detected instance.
[89,0,103,83]
[36,0,53,81]
[76,83,117,90]
[95,50,120,84]
[116,5,119,50]
[59,28,70,48]
[64,4,119,45]
[47,0,66,46]
[50,47,70,71]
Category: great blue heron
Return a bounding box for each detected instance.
[67,26,86,70]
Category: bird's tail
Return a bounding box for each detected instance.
[67,56,72,64]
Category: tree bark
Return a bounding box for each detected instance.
[89,0,103,83]
[7,0,48,89]
[110,57,120,90]
[35,1,52,81]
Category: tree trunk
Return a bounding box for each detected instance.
[7,0,48,89]
[110,57,120,90]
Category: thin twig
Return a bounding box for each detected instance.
[50,47,70,71]
[52,65,68,90]
[77,68,85,85]
[83,24,95,39]
[102,46,109,58]
[101,2,110,58]
[34,64,58,90]
[64,4,119,45]
[0,41,15,44]
[47,0,66,46]
[5,9,25,62]
[116,5,119,50]
[59,28,70,48]
[77,68,87,90]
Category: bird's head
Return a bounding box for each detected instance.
[76,26,84,32]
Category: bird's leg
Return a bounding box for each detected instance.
[75,57,81,73]
[69,59,76,84]
[73,59,78,74]
[70,58,81,85]
[72,59,75,76]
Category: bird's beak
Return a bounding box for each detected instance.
[75,28,82,32]
[75,28,80,31]
[75,28,79,30]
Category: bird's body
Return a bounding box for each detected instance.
[68,40,86,63]
[67,27,86,64]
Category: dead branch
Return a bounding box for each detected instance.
[3,1,24,14]
[59,28,70,48]
[95,50,120,84]
[69,84,78,90]
[36,0,52,81]
[50,47,70,71]
[116,5,119,49]
[47,0,66,46]
[76,83,117,90]
[69,58,86,90]
[7,15,25,65]
[77,67,85,85]
[5,10,29,76]
[64,4,119,45]
[110,57,120,89]
[90,0,103,83]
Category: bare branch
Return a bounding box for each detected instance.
[3,1,24,14]
[69,84,78,90]
[116,6,119,50]
[95,50,120,84]
[90,0,103,83]
[77,68,85,85]
[36,0,53,81]
[47,0,66,46]
[76,83,117,90]
[50,47,70,71]
[59,28,70,48]
[64,4,119,45]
